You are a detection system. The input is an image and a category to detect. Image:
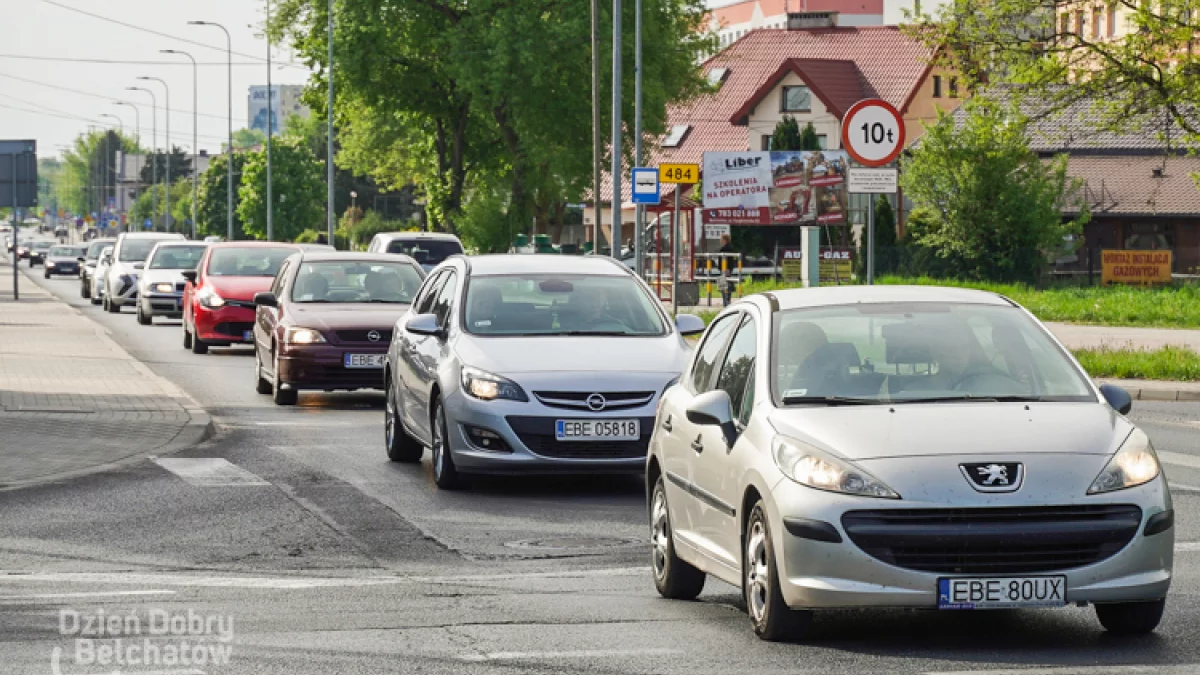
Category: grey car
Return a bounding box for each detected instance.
[136,241,209,325]
[103,232,186,313]
[648,286,1173,641]
[384,255,706,489]
[80,238,117,300]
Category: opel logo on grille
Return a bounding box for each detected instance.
[585,393,607,411]
[367,330,382,342]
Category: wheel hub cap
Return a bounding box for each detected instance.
[651,489,669,579]
[746,521,769,622]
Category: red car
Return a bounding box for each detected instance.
[182,241,331,354]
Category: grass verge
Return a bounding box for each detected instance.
[1072,346,1200,381]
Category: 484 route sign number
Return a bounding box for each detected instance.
[840,99,905,168]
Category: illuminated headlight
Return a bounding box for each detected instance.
[772,437,900,499]
[460,366,527,402]
[1088,428,1161,494]
[153,283,174,293]
[196,287,226,308]
[45,261,55,268]
[284,327,326,345]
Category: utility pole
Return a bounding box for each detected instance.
[127,87,157,229]
[163,50,199,240]
[611,0,623,257]
[327,0,336,247]
[114,101,141,224]
[266,0,275,241]
[590,0,602,251]
[188,21,234,241]
[633,0,643,277]
[138,77,171,232]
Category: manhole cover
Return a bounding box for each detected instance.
[504,536,643,551]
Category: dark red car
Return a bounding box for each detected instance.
[250,251,425,405]
[182,241,332,354]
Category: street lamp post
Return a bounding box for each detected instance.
[162,49,199,240]
[188,21,234,241]
[327,0,336,248]
[113,101,141,214]
[266,0,275,242]
[99,114,123,223]
[126,86,158,231]
[138,77,171,232]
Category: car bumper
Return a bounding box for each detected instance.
[142,292,184,317]
[278,345,387,391]
[46,263,79,275]
[194,305,255,344]
[768,471,1174,610]
[108,277,139,305]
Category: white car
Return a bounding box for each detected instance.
[102,232,186,313]
[89,246,115,305]
[136,241,210,325]
[367,231,464,272]
[649,286,1173,641]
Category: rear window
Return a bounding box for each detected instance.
[385,239,462,266]
[149,245,208,270]
[86,241,112,260]
[206,247,297,277]
[119,237,178,262]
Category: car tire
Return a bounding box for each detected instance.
[650,474,706,600]
[385,378,423,463]
[1095,599,1166,635]
[254,351,273,395]
[136,304,152,325]
[80,280,90,299]
[744,501,812,642]
[43,269,50,279]
[182,322,193,349]
[90,292,101,306]
[272,352,297,405]
[106,295,120,313]
[191,330,209,355]
[430,398,461,489]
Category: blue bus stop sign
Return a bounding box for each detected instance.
[631,168,660,205]
[144,219,153,230]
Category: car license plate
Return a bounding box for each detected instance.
[938,576,1066,610]
[345,353,386,369]
[555,419,639,441]
[242,330,253,342]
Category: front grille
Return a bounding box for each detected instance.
[842,505,1142,574]
[176,281,187,292]
[505,416,652,459]
[533,390,655,411]
[213,322,254,337]
[288,365,382,388]
[335,329,393,344]
[226,299,257,309]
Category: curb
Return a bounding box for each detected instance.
[0,260,217,492]
[1096,379,1200,403]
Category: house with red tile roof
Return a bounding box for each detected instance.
[706,0,951,52]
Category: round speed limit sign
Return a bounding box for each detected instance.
[841,99,905,167]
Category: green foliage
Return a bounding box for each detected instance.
[129,181,191,233]
[196,153,251,239]
[237,139,325,242]
[139,146,193,186]
[769,117,802,151]
[900,100,1089,284]
[455,182,519,254]
[798,121,821,151]
[338,210,413,250]
[1074,346,1200,382]
[54,130,139,217]
[232,128,267,151]
[872,195,898,276]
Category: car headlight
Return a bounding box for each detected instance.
[460,366,528,402]
[284,327,326,345]
[1088,428,1161,494]
[196,286,226,308]
[772,436,900,499]
[45,261,55,267]
[153,283,174,293]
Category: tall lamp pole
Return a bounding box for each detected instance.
[138,77,171,232]
[633,0,643,278]
[126,86,158,231]
[189,20,234,241]
[113,101,141,212]
[326,0,336,248]
[99,114,123,224]
[611,0,623,258]
[590,0,601,250]
[265,0,275,241]
[162,50,199,240]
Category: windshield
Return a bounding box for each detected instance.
[385,239,462,266]
[33,241,51,250]
[49,246,81,257]
[119,237,176,262]
[206,247,296,277]
[149,245,207,270]
[291,261,423,304]
[86,241,112,260]
[773,303,1095,404]
[464,274,667,336]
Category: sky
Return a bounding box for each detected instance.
[0,0,312,159]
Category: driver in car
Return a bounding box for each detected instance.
[569,286,627,333]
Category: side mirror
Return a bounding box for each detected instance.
[101,256,112,265]
[253,292,278,308]
[675,313,706,337]
[1099,384,1133,416]
[181,270,198,283]
[405,313,443,337]
[685,389,739,447]
[76,257,86,262]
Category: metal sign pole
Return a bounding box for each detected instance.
[11,154,18,301]
[866,194,875,286]
[671,187,680,316]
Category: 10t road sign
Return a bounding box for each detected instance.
[841,99,905,167]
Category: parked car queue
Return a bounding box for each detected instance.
[40,233,1173,644]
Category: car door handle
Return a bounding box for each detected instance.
[661,416,672,433]
[690,436,704,453]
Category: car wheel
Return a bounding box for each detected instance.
[1095,599,1166,635]
[182,322,193,349]
[136,304,151,325]
[254,350,273,395]
[385,378,423,463]
[650,474,706,600]
[745,501,812,642]
[430,399,460,489]
[105,295,120,313]
[43,269,50,279]
[190,327,209,354]
[272,352,296,405]
[90,291,101,306]
[80,280,90,299]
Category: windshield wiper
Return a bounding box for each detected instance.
[558,330,633,336]
[890,394,1045,404]
[781,395,883,406]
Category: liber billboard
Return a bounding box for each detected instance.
[702,150,848,225]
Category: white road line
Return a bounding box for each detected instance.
[1158,450,1200,470]
[1176,542,1200,552]
[153,458,269,487]
[0,590,175,600]
[1170,483,1200,493]
[926,668,1198,675]
[460,648,683,662]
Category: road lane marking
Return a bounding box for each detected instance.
[1176,542,1200,552]
[1158,450,1200,469]
[460,648,683,662]
[926,668,1200,675]
[0,590,175,600]
[1170,482,1200,493]
[153,458,269,486]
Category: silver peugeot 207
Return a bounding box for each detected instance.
[384,254,706,489]
[648,286,1173,641]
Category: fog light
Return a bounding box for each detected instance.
[464,425,512,453]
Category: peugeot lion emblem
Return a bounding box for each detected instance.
[586,393,607,411]
[959,462,1024,493]
[367,330,382,343]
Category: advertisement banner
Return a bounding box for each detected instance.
[248,86,281,136]
[702,150,849,226]
[1101,250,1172,285]
[819,248,854,284]
[780,247,804,281]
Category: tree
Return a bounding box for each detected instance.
[798,122,821,151]
[769,117,802,151]
[915,0,1200,145]
[899,100,1090,283]
[237,138,325,242]
[54,130,139,217]
[196,153,251,239]
[872,195,898,277]
[231,128,267,151]
[129,181,191,233]
[139,146,193,187]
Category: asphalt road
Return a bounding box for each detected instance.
[1,249,1199,675]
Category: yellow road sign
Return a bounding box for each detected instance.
[659,163,699,184]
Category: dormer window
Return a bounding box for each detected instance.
[781,86,811,113]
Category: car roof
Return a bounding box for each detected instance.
[463,254,631,277]
[376,231,462,242]
[297,250,420,266]
[151,241,208,248]
[206,241,331,250]
[758,285,1015,311]
[118,232,185,239]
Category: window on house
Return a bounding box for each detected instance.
[1092,6,1101,38]
[781,86,812,112]
[815,134,827,149]
[761,135,772,151]
[661,125,690,148]
[1076,10,1085,36]
[1060,11,1071,35]
[1107,4,1116,36]
[932,75,942,98]
[948,77,959,98]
